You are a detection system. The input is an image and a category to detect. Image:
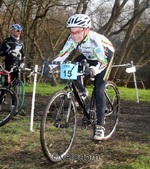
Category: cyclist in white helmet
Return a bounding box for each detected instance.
[48,14,115,141]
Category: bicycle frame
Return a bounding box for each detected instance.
[70,80,98,123]
[0,65,25,113]
[72,82,90,118]
[72,80,116,121]
[61,61,96,122]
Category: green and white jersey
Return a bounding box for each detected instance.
[51,30,114,74]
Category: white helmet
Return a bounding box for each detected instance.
[66,14,91,28]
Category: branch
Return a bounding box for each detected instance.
[98,0,128,35]
[136,59,150,68]
[109,0,149,37]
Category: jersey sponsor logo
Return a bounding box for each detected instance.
[87,55,96,59]
[90,38,98,47]
[95,48,101,53]
[81,46,90,49]
[15,43,22,51]
[64,41,69,47]
[82,51,91,55]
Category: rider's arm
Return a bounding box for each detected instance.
[0,40,7,56]
[49,36,75,69]
[20,42,25,63]
[91,33,115,75]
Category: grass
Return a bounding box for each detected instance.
[118,87,150,102]
[24,82,150,102]
[0,82,149,168]
[0,116,149,169]
[24,83,66,95]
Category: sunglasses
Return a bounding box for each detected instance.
[14,30,21,32]
[70,29,84,35]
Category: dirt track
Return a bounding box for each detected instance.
[23,95,150,142]
[23,95,150,169]
[23,94,150,143]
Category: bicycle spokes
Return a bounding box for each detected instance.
[40,90,76,162]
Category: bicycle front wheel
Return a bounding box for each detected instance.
[103,81,120,140]
[40,90,77,162]
[0,88,18,126]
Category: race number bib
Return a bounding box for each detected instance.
[60,63,78,80]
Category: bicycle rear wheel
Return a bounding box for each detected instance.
[0,88,18,126]
[103,81,120,140]
[40,90,77,162]
[13,79,25,113]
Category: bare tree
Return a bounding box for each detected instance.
[110,0,150,85]
[91,0,149,86]
[0,0,149,86]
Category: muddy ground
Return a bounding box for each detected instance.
[25,94,150,139]
[7,94,150,168]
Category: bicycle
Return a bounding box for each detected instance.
[0,66,18,126]
[0,64,25,114]
[40,60,120,162]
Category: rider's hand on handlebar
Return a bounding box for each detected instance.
[85,66,99,79]
[89,66,99,76]
[85,68,95,79]
[20,63,25,69]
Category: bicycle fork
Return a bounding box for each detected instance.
[54,93,73,128]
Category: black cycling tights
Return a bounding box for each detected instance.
[73,54,106,126]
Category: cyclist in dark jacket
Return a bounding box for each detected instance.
[0,24,25,84]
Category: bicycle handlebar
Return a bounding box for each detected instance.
[51,60,90,77]
[24,66,43,77]
[24,67,32,72]
[0,64,22,75]
[51,60,89,68]
[0,64,10,75]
